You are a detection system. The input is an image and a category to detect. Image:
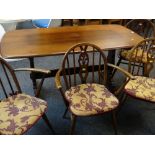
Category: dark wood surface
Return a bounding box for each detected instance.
[1,25,143,59]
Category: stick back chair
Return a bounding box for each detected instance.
[55,43,134,134]
[127,38,155,76]
[117,38,155,108]
[120,43,155,119]
[0,57,54,134]
[113,19,155,77]
[126,19,155,38]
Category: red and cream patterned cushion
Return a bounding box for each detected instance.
[0,93,47,135]
[120,49,154,63]
[125,76,155,102]
[65,83,119,116]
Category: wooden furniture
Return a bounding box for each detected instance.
[85,19,102,25]
[108,19,123,25]
[113,19,155,77]
[61,19,73,26]
[119,39,155,123]
[126,19,155,38]
[0,57,55,134]
[1,25,143,89]
[70,19,126,26]
[55,43,134,134]
[84,19,125,25]
[0,24,24,62]
[1,25,143,59]
[127,38,155,76]
[123,75,155,109]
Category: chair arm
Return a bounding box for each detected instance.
[107,63,135,96]
[14,68,51,74]
[55,69,62,89]
[107,63,135,80]
[14,68,51,97]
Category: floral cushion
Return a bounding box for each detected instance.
[0,93,47,135]
[65,83,119,116]
[120,49,154,63]
[125,76,155,102]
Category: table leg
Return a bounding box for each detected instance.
[107,49,116,89]
[29,58,37,90]
[107,49,116,72]
[107,49,116,63]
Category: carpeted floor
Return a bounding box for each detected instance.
[1,21,155,135]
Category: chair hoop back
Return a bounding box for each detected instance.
[126,19,155,38]
[0,57,22,99]
[128,38,155,75]
[61,43,108,90]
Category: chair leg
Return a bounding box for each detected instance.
[117,93,128,113]
[70,114,77,135]
[63,107,69,119]
[111,57,122,79]
[42,113,55,134]
[111,111,118,135]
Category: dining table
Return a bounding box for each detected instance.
[0,24,143,89]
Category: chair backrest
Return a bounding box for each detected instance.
[85,19,102,25]
[61,19,73,26]
[0,58,21,100]
[108,19,123,25]
[126,19,155,38]
[61,43,108,90]
[128,38,155,75]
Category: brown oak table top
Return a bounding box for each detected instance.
[1,25,143,59]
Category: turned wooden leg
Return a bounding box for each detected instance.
[70,114,77,135]
[29,58,37,91]
[107,49,116,88]
[111,111,118,135]
[111,57,122,78]
[42,113,55,134]
[63,107,69,119]
[117,93,128,113]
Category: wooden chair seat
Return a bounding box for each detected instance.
[125,76,155,102]
[0,58,55,135]
[0,93,47,135]
[65,83,119,116]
